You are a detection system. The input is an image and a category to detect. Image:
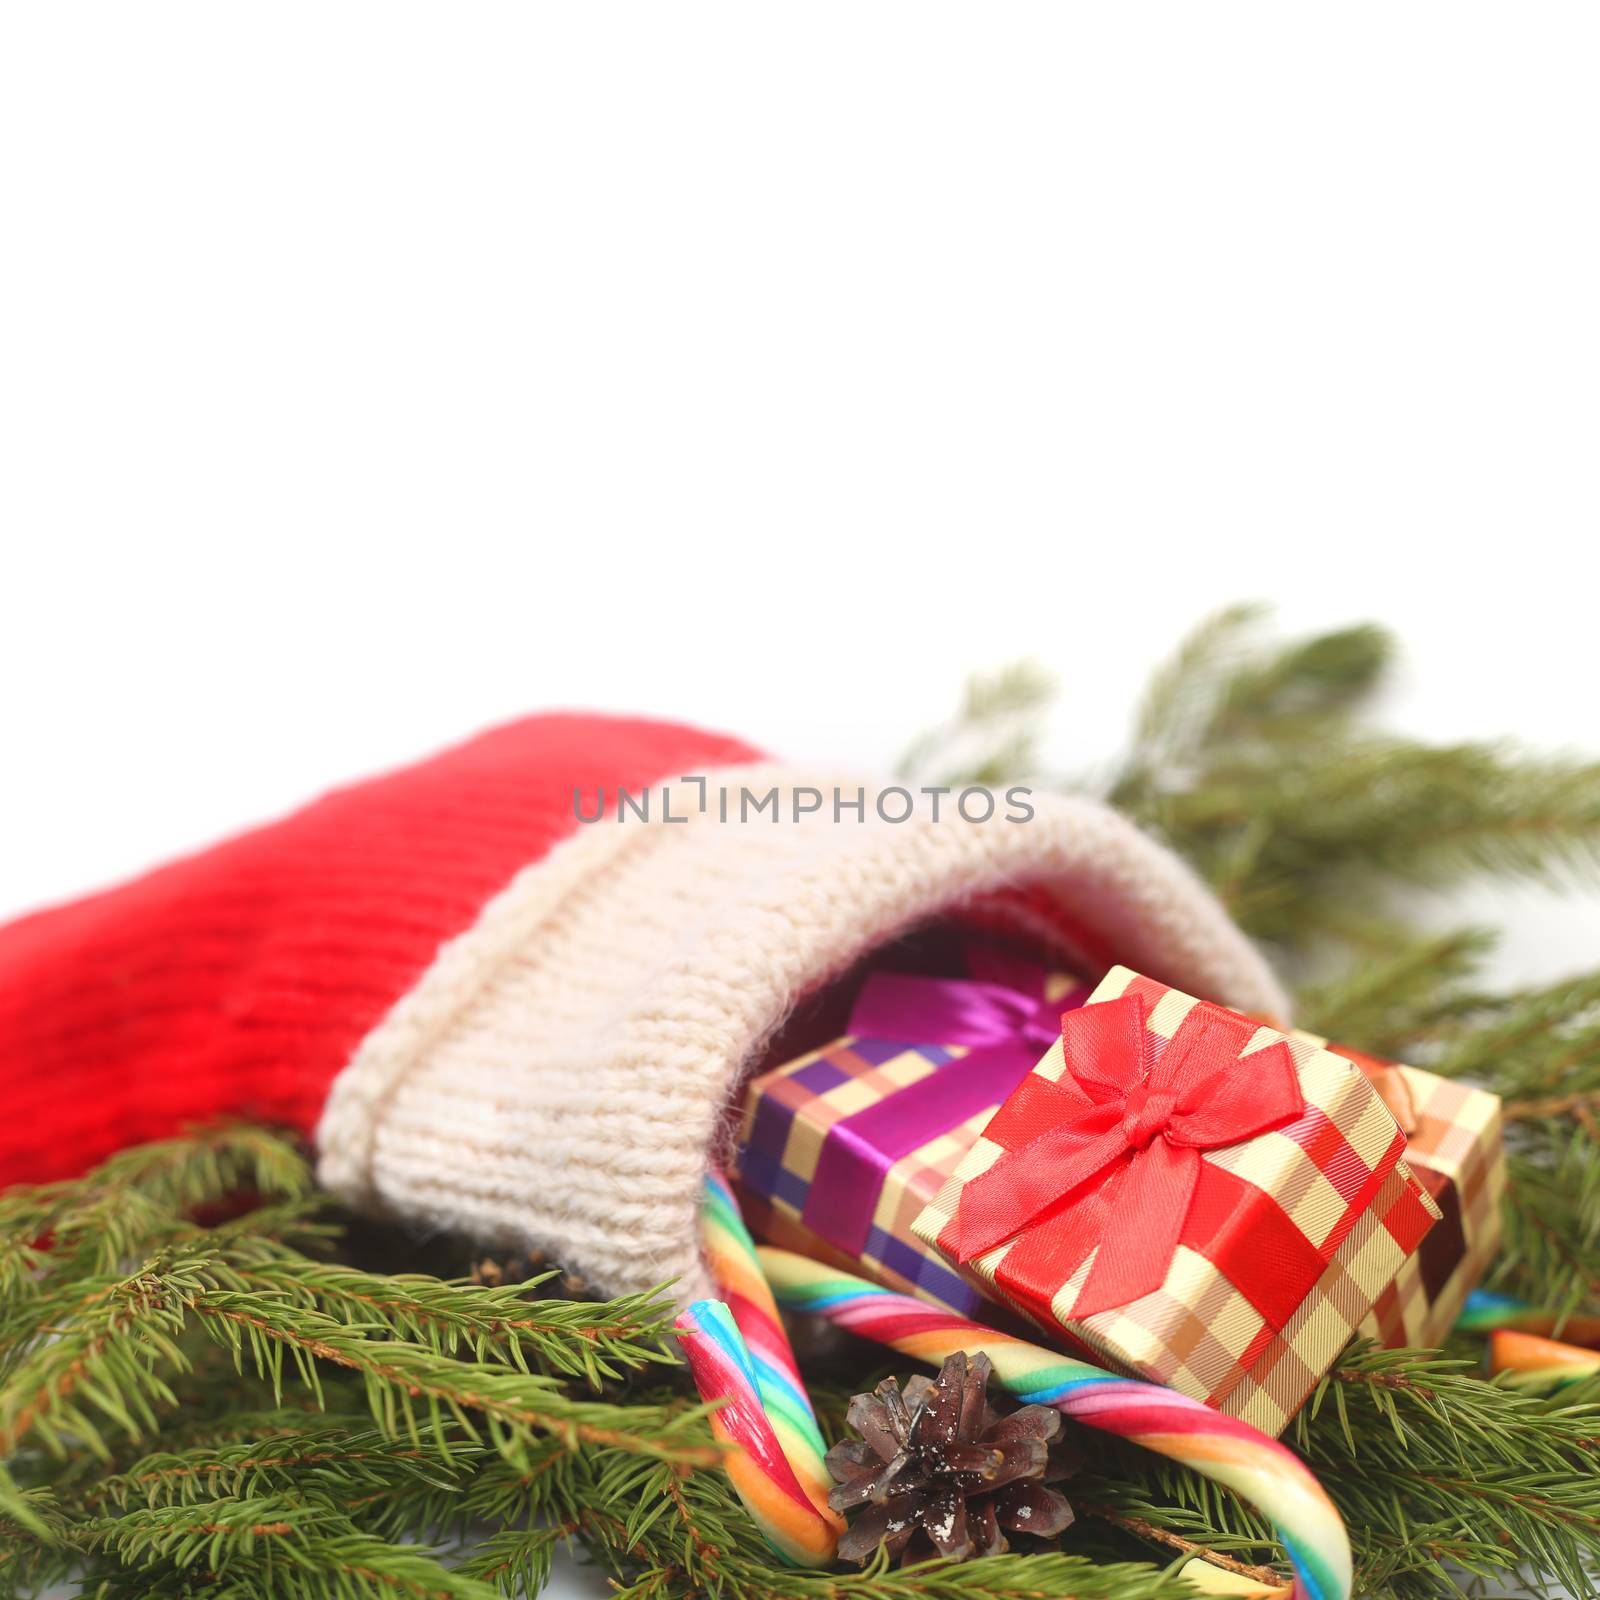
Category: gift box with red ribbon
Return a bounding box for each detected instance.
[731,953,1088,1318]
[913,967,1443,1434]
[1291,1030,1506,1349]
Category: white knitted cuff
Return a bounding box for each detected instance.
[316,766,1287,1304]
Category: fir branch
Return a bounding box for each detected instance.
[189,1289,718,1469]
[0,1486,77,1591]
[459,1522,570,1598]
[459,1432,1190,1600]
[913,612,1600,1009]
[1096,613,1600,978]
[1111,600,1272,814]
[0,1258,200,1461]
[0,1128,318,1346]
[1,1234,710,1508]
[210,1240,677,1385]
[896,661,1058,789]
[1067,1452,1277,1576]
[1210,620,1392,735]
[28,1391,373,1499]
[1299,1348,1600,1598]
[1415,971,1600,1314]
[78,1427,476,1513]
[458,1433,779,1583]
[1132,739,1600,959]
[605,1552,1188,1600]
[1074,1348,1600,1600]
[72,1492,500,1598]
[1076,1504,1283,1587]
[1110,609,1389,823]
[0,1126,312,1279]
[1291,928,1497,1055]
[1491,1139,1600,1315]
[1432,970,1600,1095]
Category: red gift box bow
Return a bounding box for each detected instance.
[949,991,1308,1320]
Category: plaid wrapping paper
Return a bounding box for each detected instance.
[732,970,1084,1319]
[1292,1031,1506,1350]
[913,967,1442,1434]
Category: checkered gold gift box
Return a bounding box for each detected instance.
[913,967,1442,1435]
[732,965,1086,1319]
[1291,1031,1506,1350]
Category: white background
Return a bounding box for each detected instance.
[3,8,1598,1593]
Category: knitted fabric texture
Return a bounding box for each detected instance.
[316,767,1287,1304]
[0,714,1287,1306]
[0,714,760,1184]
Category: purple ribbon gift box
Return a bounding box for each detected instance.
[731,953,1087,1316]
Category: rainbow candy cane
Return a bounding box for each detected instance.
[674,1299,841,1566]
[700,1169,834,1513]
[760,1246,1351,1600]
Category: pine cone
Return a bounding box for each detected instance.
[825,1351,1076,1564]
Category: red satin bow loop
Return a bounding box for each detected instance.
[952,992,1306,1319]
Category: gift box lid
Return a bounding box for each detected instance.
[732,960,1089,1317]
[914,966,1439,1335]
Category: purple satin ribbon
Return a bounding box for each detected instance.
[800,960,1088,1258]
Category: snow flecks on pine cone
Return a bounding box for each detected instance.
[824,1350,1077,1564]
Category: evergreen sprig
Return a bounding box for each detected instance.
[0,1125,314,1308]
[0,1140,1181,1599]
[1068,1349,1600,1600]
[896,661,1058,789]
[198,1239,678,1385]
[70,1494,499,1599]
[1102,609,1600,970]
